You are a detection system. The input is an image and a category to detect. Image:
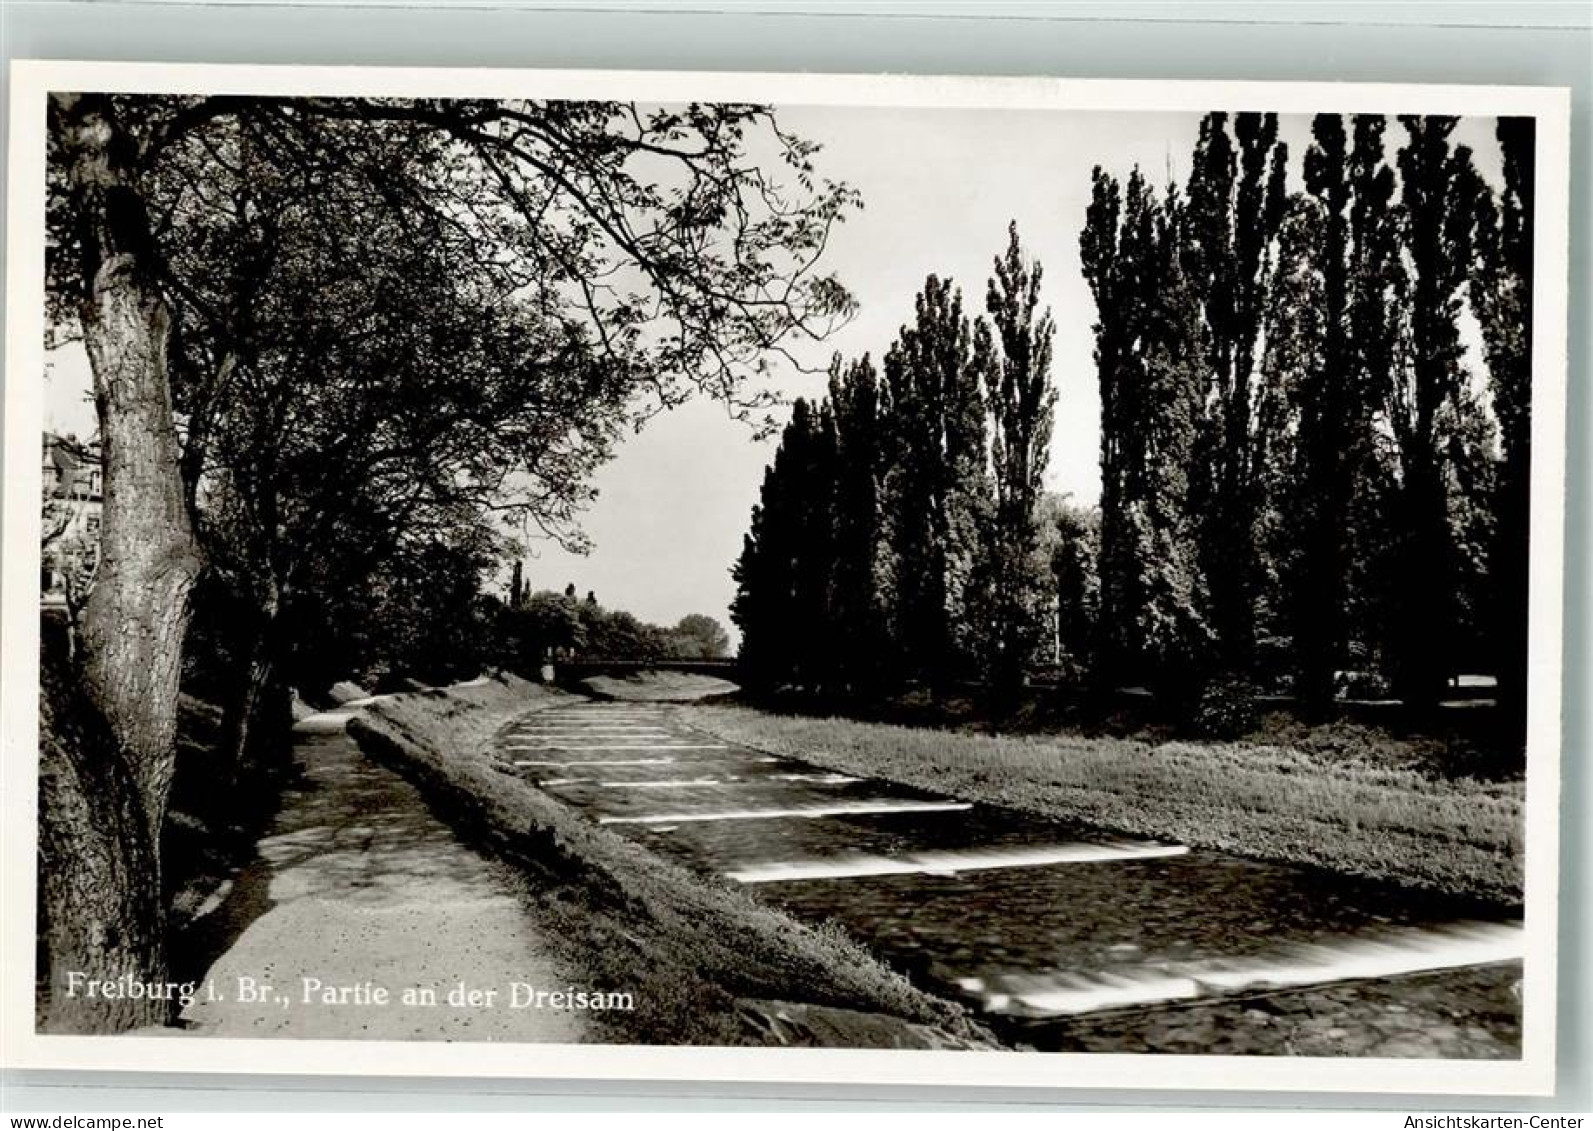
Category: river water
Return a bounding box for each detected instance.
[494,700,1523,1056]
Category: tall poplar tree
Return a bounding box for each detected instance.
[983,222,1057,696]
[732,399,823,690]
[827,354,892,695]
[1255,193,1327,668]
[730,449,790,691]
[1386,116,1479,707]
[1081,169,1210,693]
[790,399,841,689]
[1292,114,1402,707]
[878,275,991,690]
[1472,117,1535,735]
[1183,111,1288,675]
[1080,168,1133,687]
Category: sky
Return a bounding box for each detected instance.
[42,107,1505,642]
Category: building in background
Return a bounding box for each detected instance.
[40,432,102,609]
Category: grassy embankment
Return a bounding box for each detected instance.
[679,705,1524,906]
[347,674,996,1049]
[580,670,739,702]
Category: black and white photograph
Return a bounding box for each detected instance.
[0,62,1569,1094]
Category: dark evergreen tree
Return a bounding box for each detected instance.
[828,354,892,694]
[731,406,809,689]
[789,398,841,688]
[731,396,842,690]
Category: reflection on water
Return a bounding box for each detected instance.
[496,702,1523,1056]
[964,920,1522,1017]
[727,839,1189,884]
[598,798,974,826]
[513,757,677,767]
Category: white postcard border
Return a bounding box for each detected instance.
[1,59,1572,1097]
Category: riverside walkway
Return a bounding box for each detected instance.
[178,700,591,1042]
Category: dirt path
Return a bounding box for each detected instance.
[179,707,591,1042]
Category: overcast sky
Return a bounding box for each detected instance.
[43,106,1505,641]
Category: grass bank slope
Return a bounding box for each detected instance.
[348,674,994,1049]
[679,706,1523,906]
[580,670,739,701]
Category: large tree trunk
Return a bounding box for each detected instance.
[1294,418,1352,717]
[1392,453,1453,713]
[37,647,168,1033]
[45,93,205,1033]
[1493,465,1531,741]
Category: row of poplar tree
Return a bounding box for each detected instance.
[732,112,1533,723]
[732,221,1059,703]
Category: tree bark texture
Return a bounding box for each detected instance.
[42,92,204,1033]
[57,92,206,841]
[37,646,169,1033]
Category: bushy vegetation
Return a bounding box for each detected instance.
[1190,676,1260,740]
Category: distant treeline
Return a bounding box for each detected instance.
[500,575,732,667]
[183,566,731,709]
[733,113,1532,730]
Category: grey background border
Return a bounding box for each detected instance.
[1,0,1587,1114]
